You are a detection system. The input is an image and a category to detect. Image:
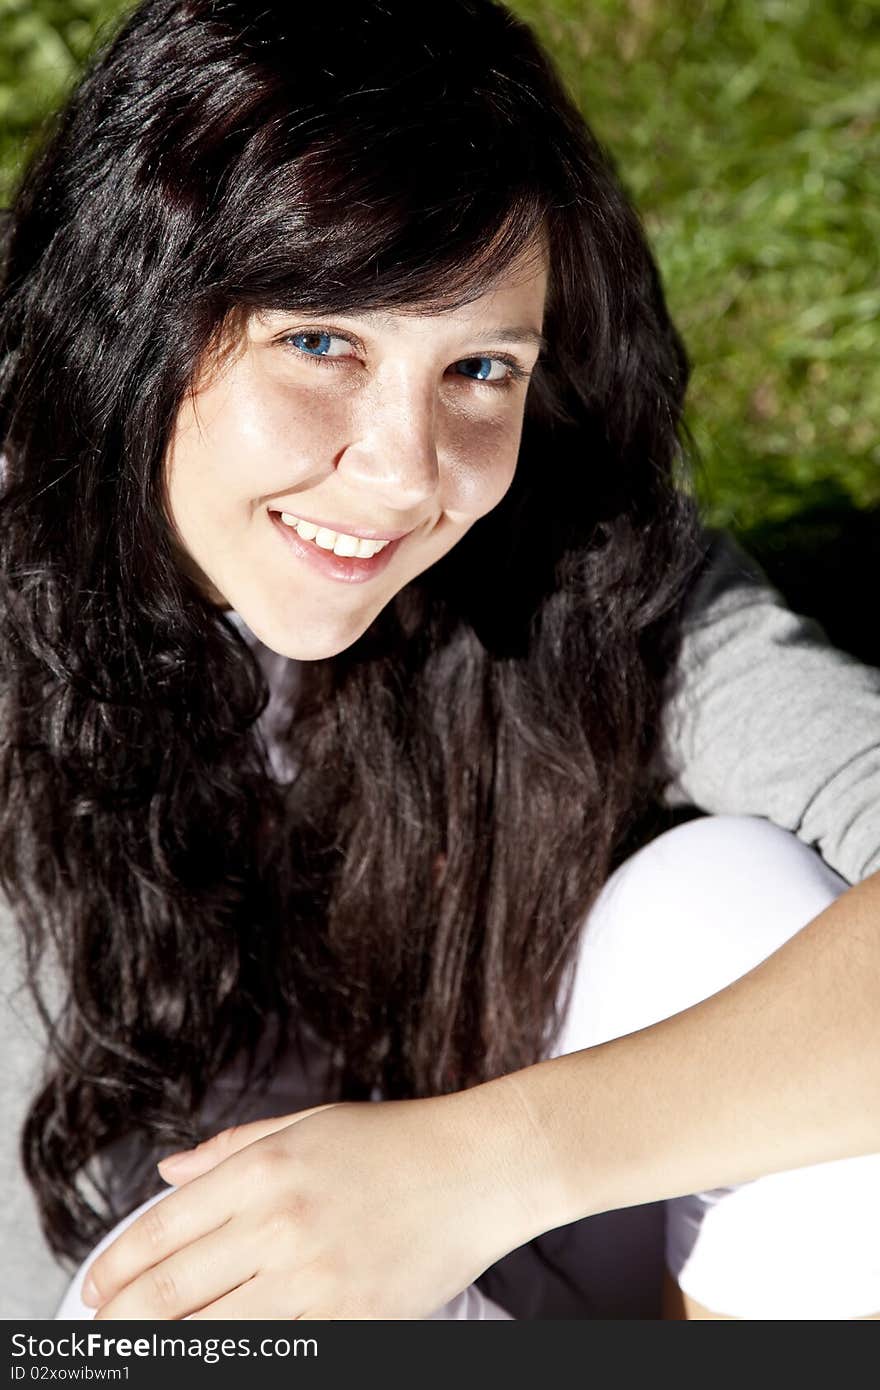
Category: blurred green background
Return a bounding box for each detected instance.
[1,0,878,650]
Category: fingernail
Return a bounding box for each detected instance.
[82,1275,99,1307]
[158,1148,191,1169]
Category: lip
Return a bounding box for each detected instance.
[269,508,404,584]
[268,508,412,542]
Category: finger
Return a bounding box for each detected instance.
[158,1103,343,1182]
[186,1274,310,1321]
[84,1166,237,1308]
[93,1219,258,1321]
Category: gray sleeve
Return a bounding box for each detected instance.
[662,530,880,885]
[0,900,73,1317]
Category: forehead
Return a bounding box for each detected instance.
[369,254,547,329]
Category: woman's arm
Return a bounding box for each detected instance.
[465,540,880,1247]
[78,866,879,1321]
[475,867,880,1231]
[663,530,880,884]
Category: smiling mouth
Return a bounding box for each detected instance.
[268,508,405,583]
[271,510,395,558]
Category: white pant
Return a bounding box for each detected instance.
[56,816,880,1319]
[542,813,880,1319]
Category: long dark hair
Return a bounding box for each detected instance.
[0,0,701,1263]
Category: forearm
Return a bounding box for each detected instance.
[471,872,880,1242]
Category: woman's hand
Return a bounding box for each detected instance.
[81,1084,544,1320]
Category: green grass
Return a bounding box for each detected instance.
[1,0,878,537]
[0,1,123,173]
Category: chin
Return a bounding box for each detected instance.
[250,612,376,663]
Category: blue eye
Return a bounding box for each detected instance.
[287,331,354,358]
[453,356,510,383]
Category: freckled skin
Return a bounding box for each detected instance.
[163,248,548,660]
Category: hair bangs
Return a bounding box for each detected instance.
[207,95,557,321]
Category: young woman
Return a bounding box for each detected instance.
[1,0,878,1321]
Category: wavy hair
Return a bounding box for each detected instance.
[0,0,702,1262]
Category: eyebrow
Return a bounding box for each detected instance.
[331,310,547,351]
[259,309,547,353]
[488,327,547,352]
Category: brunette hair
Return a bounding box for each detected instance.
[0,0,701,1262]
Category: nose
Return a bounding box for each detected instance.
[335,367,440,511]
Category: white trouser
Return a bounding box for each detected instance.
[541,813,880,1319]
[56,816,880,1319]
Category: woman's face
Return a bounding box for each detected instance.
[164,246,548,659]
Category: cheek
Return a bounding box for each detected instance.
[441,411,523,518]
[240,377,350,466]
[168,372,351,504]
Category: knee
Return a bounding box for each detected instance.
[666,1150,880,1319]
[550,815,847,1055]
[615,814,846,938]
[597,814,846,967]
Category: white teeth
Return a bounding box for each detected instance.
[277,512,390,559]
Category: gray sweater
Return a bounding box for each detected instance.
[3,532,879,1318]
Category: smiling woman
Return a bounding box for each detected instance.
[1,0,879,1326]
[0,0,700,1319]
[164,259,548,659]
